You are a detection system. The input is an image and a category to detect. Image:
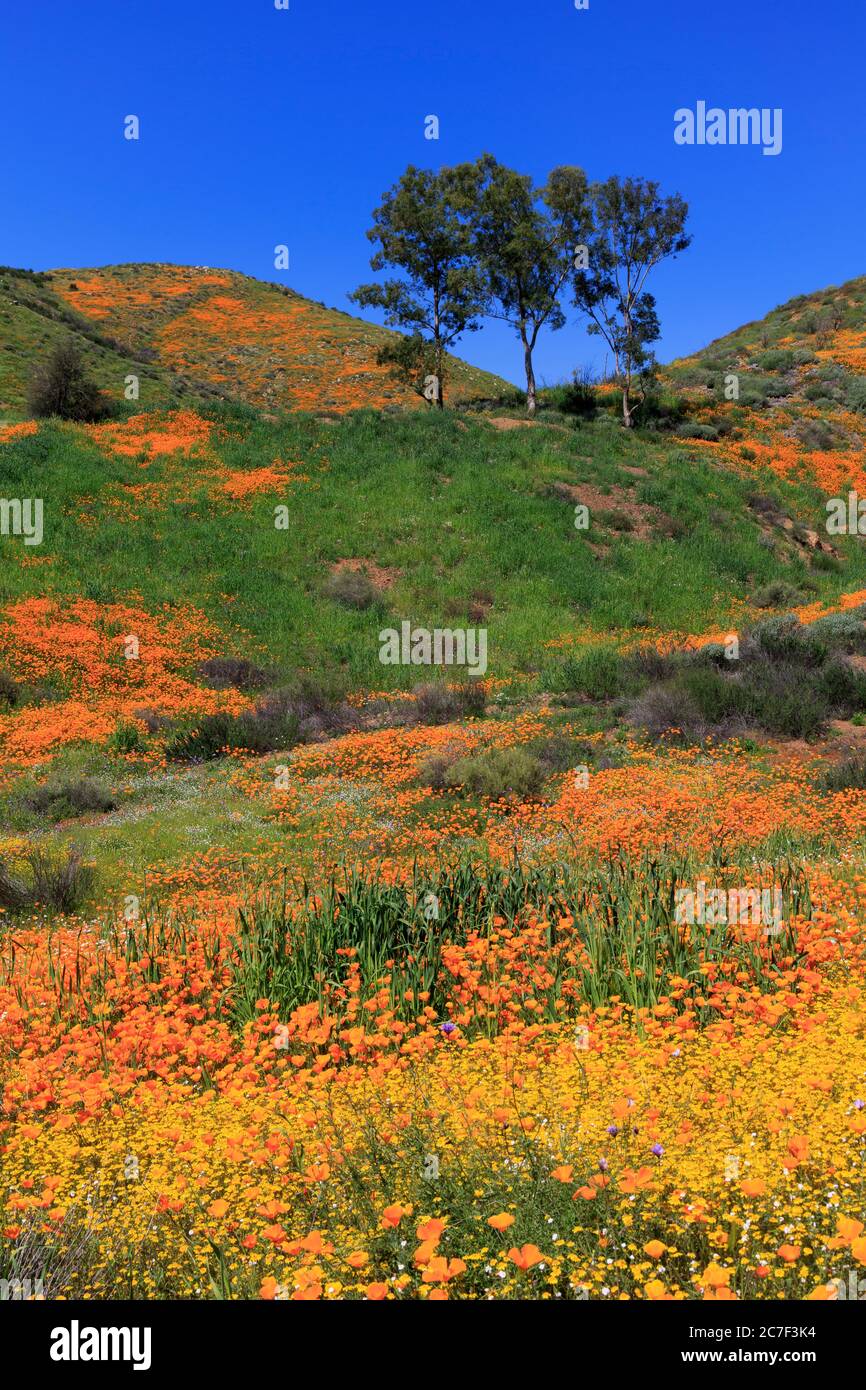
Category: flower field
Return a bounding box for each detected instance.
[3,280,866,1305]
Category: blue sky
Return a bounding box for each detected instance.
[2,0,864,387]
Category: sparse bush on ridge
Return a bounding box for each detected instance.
[26,339,112,422]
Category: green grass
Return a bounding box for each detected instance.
[3,405,865,693]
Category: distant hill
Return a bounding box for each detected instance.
[668,274,866,424]
[0,263,512,418]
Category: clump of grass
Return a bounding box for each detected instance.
[596,508,634,533]
[196,657,273,691]
[0,848,94,915]
[445,746,546,800]
[412,681,486,724]
[323,568,381,610]
[108,719,148,754]
[549,645,627,701]
[818,756,866,792]
[23,776,116,822]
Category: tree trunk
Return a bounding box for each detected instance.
[622,384,634,428]
[435,339,445,409]
[524,339,537,416]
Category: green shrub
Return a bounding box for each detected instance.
[756,349,794,372]
[845,376,866,414]
[526,732,594,774]
[24,776,116,821]
[26,340,111,422]
[109,719,148,754]
[446,746,546,799]
[750,580,806,610]
[413,682,486,724]
[678,422,720,441]
[627,683,708,741]
[324,568,380,610]
[197,657,273,690]
[0,669,18,708]
[418,747,463,790]
[0,848,94,915]
[554,645,625,701]
[166,707,300,761]
[818,757,866,792]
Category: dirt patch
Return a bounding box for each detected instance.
[330,558,401,590]
[488,416,537,431]
[548,480,662,541]
[444,588,494,622]
[620,465,650,478]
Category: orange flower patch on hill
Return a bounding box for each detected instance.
[220,462,308,500]
[0,595,246,764]
[0,421,38,445]
[55,267,232,324]
[87,409,216,460]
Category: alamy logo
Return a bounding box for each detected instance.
[826,491,866,535]
[50,1320,152,1371]
[0,1277,44,1299]
[675,882,784,935]
[379,621,487,677]
[674,102,782,156]
[829,1270,866,1300]
[0,497,43,545]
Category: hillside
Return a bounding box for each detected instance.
[4,274,866,1304]
[666,273,866,481]
[0,263,512,418]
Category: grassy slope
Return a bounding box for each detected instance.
[0,263,512,418]
[4,403,866,690]
[3,272,866,889]
[0,266,218,418]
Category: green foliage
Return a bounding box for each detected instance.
[561,176,691,427]
[445,745,547,799]
[217,851,808,1030]
[23,776,116,822]
[552,645,626,700]
[27,339,112,422]
[819,756,866,791]
[349,166,486,405]
[0,847,94,915]
[165,706,300,762]
[453,155,587,414]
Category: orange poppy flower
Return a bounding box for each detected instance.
[508,1244,545,1271]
